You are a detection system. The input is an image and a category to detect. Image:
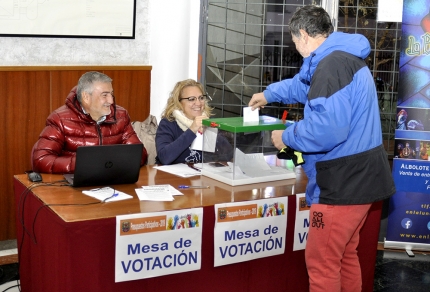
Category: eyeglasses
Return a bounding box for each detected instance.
[179,94,211,103]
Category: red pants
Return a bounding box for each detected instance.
[305,203,372,292]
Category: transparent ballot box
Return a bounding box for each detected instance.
[200,115,296,186]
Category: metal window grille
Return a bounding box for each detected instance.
[203,0,400,155]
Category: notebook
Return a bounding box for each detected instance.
[64,144,143,187]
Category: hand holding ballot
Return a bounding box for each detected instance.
[190,115,209,135]
[248,92,268,110]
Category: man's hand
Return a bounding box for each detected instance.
[271,130,286,150]
[248,92,268,110]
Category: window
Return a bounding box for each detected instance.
[203,0,400,155]
[337,0,400,156]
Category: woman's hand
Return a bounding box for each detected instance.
[190,115,209,134]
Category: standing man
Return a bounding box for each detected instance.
[32,71,147,173]
[249,5,395,292]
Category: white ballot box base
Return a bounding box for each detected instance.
[201,166,296,186]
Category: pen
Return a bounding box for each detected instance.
[187,163,201,172]
[103,193,118,202]
[178,185,210,189]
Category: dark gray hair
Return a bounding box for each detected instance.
[289,5,334,38]
[76,71,112,102]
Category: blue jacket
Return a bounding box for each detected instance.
[264,32,395,205]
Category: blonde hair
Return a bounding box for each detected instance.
[161,79,213,121]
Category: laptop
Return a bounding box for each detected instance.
[64,144,143,187]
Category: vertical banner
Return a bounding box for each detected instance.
[293,193,310,251]
[115,208,203,282]
[385,0,430,250]
[214,197,288,267]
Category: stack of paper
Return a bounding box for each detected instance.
[135,184,183,201]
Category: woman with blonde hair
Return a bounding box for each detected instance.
[156,79,230,165]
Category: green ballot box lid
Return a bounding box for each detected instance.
[202,115,292,133]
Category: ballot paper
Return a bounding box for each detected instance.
[190,131,204,150]
[161,184,184,196]
[191,127,217,152]
[243,106,259,125]
[135,184,183,201]
[204,127,218,152]
[234,148,271,177]
[82,187,133,202]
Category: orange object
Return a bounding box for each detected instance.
[421,11,430,33]
[282,110,288,122]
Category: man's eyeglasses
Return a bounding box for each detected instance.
[179,94,211,103]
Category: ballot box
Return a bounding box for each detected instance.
[200,116,296,186]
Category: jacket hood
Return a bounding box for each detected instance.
[299,32,371,84]
[65,86,117,123]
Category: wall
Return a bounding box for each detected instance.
[0,0,201,121]
[0,1,201,241]
[149,0,200,121]
[0,3,150,65]
[0,67,151,241]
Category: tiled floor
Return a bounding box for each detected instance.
[373,249,430,291]
[0,240,19,292]
[0,263,19,292]
[1,247,429,291]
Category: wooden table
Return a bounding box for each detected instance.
[14,165,381,291]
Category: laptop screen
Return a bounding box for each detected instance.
[64,144,143,187]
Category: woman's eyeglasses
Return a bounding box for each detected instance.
[179,94,211,103]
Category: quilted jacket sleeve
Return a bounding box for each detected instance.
[31,112,76,174]
[31,100,148,173]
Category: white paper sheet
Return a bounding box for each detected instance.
[135,185,175,201]
[234,148,271,177]
[190,126,219,153]
[377,0,403,22]
[202,127,217,152]
[243,106,259,125]
[82,187,133,202]
[153,163,201,177]
[190,132,203,151]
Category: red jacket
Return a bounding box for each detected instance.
[31,86,147,173]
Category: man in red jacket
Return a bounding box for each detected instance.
[31,71,147,173]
